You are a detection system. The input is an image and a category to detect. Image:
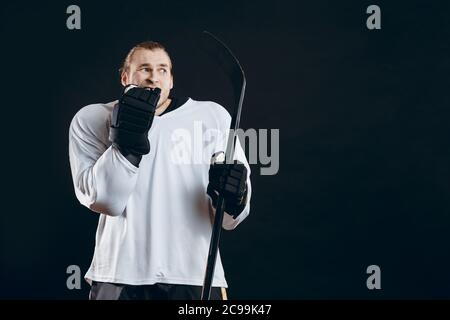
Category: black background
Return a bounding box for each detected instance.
[1,0,450,299]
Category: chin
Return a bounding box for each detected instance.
[160,96,171,105]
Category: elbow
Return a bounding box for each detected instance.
[89,201,125,217]
[72,165,131,218]
[75,187,125,217]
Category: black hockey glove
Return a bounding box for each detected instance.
[109,85,161,164]
[207,156,248,219]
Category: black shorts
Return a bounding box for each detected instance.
[89,281,227,300]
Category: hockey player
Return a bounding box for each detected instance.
[68,41,251,300]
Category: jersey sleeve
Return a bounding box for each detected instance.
[222,136,252,230]
[211,105,252,230]
[68,104,139,217]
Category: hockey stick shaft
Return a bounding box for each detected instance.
[201,31,246,300]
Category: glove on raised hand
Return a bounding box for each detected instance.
[109,85,161,165]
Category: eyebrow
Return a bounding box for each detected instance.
[138,63,170,68]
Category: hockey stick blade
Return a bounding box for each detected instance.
[199,31,246,132]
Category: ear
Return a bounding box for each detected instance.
[170,74,174,90]
[120,71,128,87]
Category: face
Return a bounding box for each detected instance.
[121,48,173,109]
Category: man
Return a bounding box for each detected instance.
[68,41,251,300]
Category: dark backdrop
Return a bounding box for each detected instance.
[1,0,450,299]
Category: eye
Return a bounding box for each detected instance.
[159,68,167,74]
[140,67,150,72]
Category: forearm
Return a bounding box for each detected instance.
[71,145,139,216]
[222,177,252,230]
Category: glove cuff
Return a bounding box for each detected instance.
[207,183,248,219]
[113,143,143,167]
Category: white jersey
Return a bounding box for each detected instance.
[69,98,251,288]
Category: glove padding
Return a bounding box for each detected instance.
[207,157,248,219]
[109,85,161,156]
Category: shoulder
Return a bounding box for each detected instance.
[188,99,231,123]
[70,101,116,134]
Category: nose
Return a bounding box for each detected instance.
[141,76,159,89]
[148,71,159,84]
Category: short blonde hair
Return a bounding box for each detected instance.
[119,41,173,77]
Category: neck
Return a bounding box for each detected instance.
[155,98,172,116]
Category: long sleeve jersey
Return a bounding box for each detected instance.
[69,98,251,287]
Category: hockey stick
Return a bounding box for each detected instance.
[200,31,246,300]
